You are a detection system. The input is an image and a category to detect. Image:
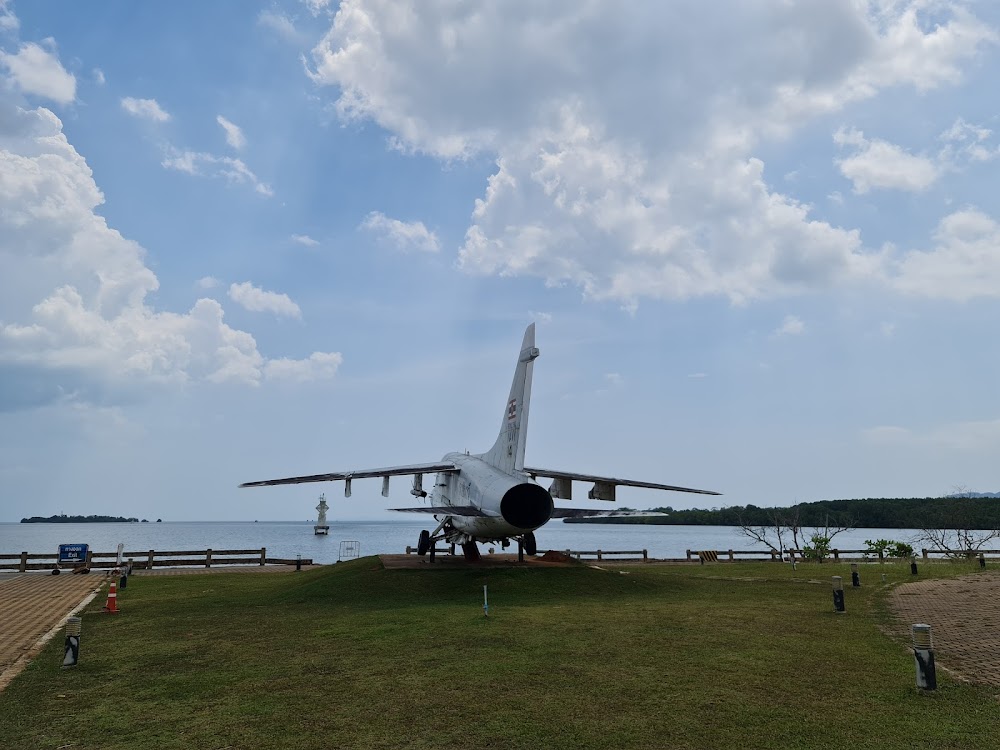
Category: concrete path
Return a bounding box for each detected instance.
[0,573,102,691]
[889,572,1000,686]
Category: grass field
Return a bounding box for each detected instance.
[0,558,995,750]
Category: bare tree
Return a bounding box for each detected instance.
[737,506,854,562]
[736,507,801,557]
[917,486,1000,558]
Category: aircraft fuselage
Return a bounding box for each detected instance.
[434,452,553,542]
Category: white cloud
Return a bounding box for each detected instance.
[308,2,994,306]
[303,0,333,16]
[162,148,273,197]
[196,276,220,290]
[0,1,18,32]
[773,315,805,337]
[291,233,319,247]
[863,419,1000,454]
[228,282,302,319]
[0,41,75,104]
[258,10,301,42]
[687,372,708,379]
[216,115,246,150]
[604,372,622,387]
[0,102,337,398]
[264,351,343,381]
[834,127,938,194]
[939,117,1000,163]
[92,68,106,86]
[893,208,1000,300]
[121,97,170,122]
[360,211,440,253]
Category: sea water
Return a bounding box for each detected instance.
[0,520,926,565]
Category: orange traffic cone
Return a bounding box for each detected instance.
[103,581,119,614]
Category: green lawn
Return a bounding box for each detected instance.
[0,559,994,750]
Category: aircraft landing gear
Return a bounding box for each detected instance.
[522,531,537,556]
[461,541,481,562]
[417,529,431,556]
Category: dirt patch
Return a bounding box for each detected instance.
[888,572,1000,686]
[379,553,575,569]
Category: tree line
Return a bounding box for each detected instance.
[564,496,1000,529]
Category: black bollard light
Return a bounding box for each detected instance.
[832,576,845,613]
[296,554,302,572]
[851,562,860,587]
[912,624,937,690]
[62,617,81,668]
[119,573,127,589]
[979,552,986,569]
[910,556,918,575]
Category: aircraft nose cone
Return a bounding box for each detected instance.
[500,483,553,530]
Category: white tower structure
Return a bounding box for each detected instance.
[314,493,330,535]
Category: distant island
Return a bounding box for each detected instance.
[21,514,140,523]
[565,494,1000,529]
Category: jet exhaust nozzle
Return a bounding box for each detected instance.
[500,483,553,530]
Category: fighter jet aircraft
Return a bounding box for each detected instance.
[241,323,720,560]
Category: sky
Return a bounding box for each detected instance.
[2,0,1000,523]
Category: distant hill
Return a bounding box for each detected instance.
[945,491,1000,499]
[565,495,1000,529]
[21,515,139,523]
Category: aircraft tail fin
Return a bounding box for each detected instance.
[480,323,539,473]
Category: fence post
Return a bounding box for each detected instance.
[833,549,840,561]
[642,549,648,562]
[728,549,734,561]
[686,549,692,561]
[147,550,154,570]
[260,547,266,566]
[19,551,27,573]
[597,550,602,561]
[922,548,929,560]
[206,549,212,568]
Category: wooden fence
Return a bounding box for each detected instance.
[920,548,999,560]
[553,549,648,561]
[686,549,782,562]
[681,548,1000,563]
[0,548,311,573]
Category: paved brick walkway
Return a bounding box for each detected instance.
[888,572,1000,686]
[0,573,101,690]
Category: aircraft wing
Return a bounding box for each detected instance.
[390,506,491,517]
[524,466,720,501]
[240,462,459,488]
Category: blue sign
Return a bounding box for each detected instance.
[58,544,89,564]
